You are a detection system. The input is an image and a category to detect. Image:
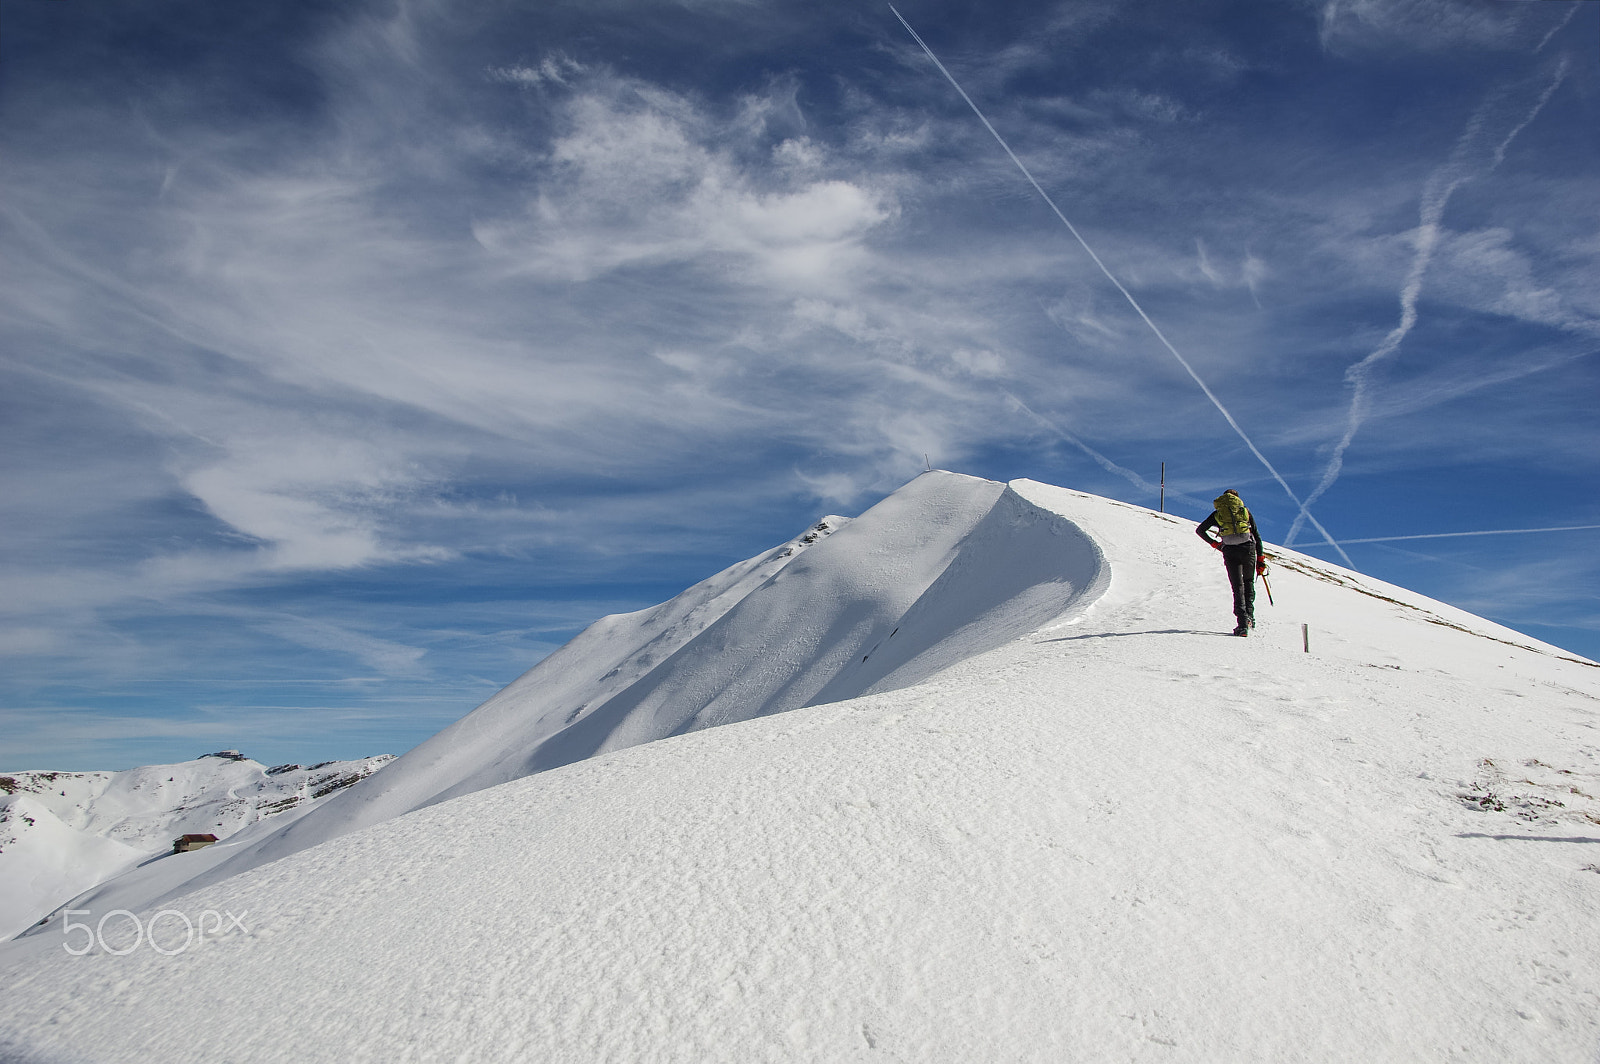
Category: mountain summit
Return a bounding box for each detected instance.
[89,471,1110,905]
[4,475,1598,1063]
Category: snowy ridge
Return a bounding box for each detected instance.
[4,475,1599,1063]
[152,472,1108,906]
[0,754,393,941]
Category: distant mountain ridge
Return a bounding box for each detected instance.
[0,752,392,940]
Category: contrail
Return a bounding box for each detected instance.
[1001,390,1204,509]
[1535,5,1580,53]
[1284,56,1569,548]
[1332,524,1600,546]
[889,5,1353,567]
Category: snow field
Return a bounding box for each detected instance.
[2,474,1597,1062]
[146,473,1107,913]
[0,797,146,945]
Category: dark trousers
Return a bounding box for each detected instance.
[1221,542,1257,627]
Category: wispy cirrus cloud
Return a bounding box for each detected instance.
[472,89,897,288]
[3,0,1599,767]
[1316,0,1556,54]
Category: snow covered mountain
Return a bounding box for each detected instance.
[92,472,1108,912]
[3,473,1598,1063]
[0,752,392,941]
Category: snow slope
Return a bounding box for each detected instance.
[3,475,1598,1063]
[0,796,143,946]
[0,753,393,941]
[124,472,1106,911]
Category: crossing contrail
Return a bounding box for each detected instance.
[1332,524,1600,546]
[1001,390,1205,508]
[889,5,1353,567]
[1284,56,1569,548]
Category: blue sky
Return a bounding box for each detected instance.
[3,0,1597,770]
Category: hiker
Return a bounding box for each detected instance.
[1195,489,1267,637]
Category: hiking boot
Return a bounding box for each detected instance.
[1232,626,1249,637]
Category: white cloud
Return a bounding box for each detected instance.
[949,348,1006,378]
[1195,239,1225,287]
[1089,89,1185,124]
[1315,0,1538,54]
[794,469,873,506]
[487,56,585,88]
[1044,291,1130,351]
[178,438,419,569]
[1436,227,1598,337]
[472,77,895,290]
[773,137,825,175]
[255,615,429,676]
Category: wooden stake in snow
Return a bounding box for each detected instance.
[1303,623,1310,653]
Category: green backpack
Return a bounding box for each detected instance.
[1214,492,1252,538]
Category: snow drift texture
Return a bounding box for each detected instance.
[79,472,1108,908]
[6,473,1599,1064]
